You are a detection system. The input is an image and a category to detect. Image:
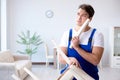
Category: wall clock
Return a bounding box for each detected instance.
[45,10,54,18]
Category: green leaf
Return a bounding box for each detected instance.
[17,50,25,54]
[16,30,43,56]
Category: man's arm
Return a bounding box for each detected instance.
[72,36,104,66]
[75,46,104,66]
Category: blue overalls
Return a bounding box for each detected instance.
[60,28,99,80]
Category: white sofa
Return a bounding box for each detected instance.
[0,50,32,80]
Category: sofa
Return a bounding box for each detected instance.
[0,50,32,80]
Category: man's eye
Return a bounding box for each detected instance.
[82,14,87,17]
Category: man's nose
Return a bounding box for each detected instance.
[78,15,82,20]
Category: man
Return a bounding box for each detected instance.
[59,4,104,80]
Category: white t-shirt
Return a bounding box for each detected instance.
[59,27,104,48]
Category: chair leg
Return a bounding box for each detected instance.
[57,69,74,80]
[24,67,39,80]
[46,59,49,67]
[57,65,94,80]
[57,53,60,70]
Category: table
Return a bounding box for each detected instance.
[53,47,60,69]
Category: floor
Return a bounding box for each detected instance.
[25,64,60,80]
[25,64,120,80]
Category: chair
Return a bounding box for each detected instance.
[57,65,94,80]
[12,67,39,80]
[44,43,54,67]
[0,50,32,80]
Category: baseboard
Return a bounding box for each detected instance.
[32,62,54,65]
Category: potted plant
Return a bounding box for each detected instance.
[16,30,43,58]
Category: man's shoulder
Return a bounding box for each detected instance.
[90,28,103,36]
[63,28,73,34]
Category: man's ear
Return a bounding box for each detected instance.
[89,17,93,21]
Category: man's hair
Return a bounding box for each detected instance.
[78,4,95,18]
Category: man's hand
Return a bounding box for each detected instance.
[71,36,80,49]
[68,57,81,68]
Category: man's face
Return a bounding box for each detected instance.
[76,8,89,26]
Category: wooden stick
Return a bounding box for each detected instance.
[69,65,94,80]
[11,74,21,80]
[58,69,74,80]
[24,67,39,80]
[70,19,90,48]
[57,65,94,80]
[52,40,71,64]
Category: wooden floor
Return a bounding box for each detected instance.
[25,64,120,80]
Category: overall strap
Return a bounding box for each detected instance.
[68,29,72,46]
[88,28,96,45]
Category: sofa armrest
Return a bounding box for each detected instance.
[0,63,18,80]
[0,63,15,69]
[13,54,30,61]
[0,63,17,74]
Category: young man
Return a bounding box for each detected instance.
[59,4,104,80]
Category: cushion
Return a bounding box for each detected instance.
[0,50,14,62]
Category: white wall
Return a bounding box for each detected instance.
[6,0,120,66]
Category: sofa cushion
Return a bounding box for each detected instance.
[0,50,14,62]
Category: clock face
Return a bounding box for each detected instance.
[45,10,54,18]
